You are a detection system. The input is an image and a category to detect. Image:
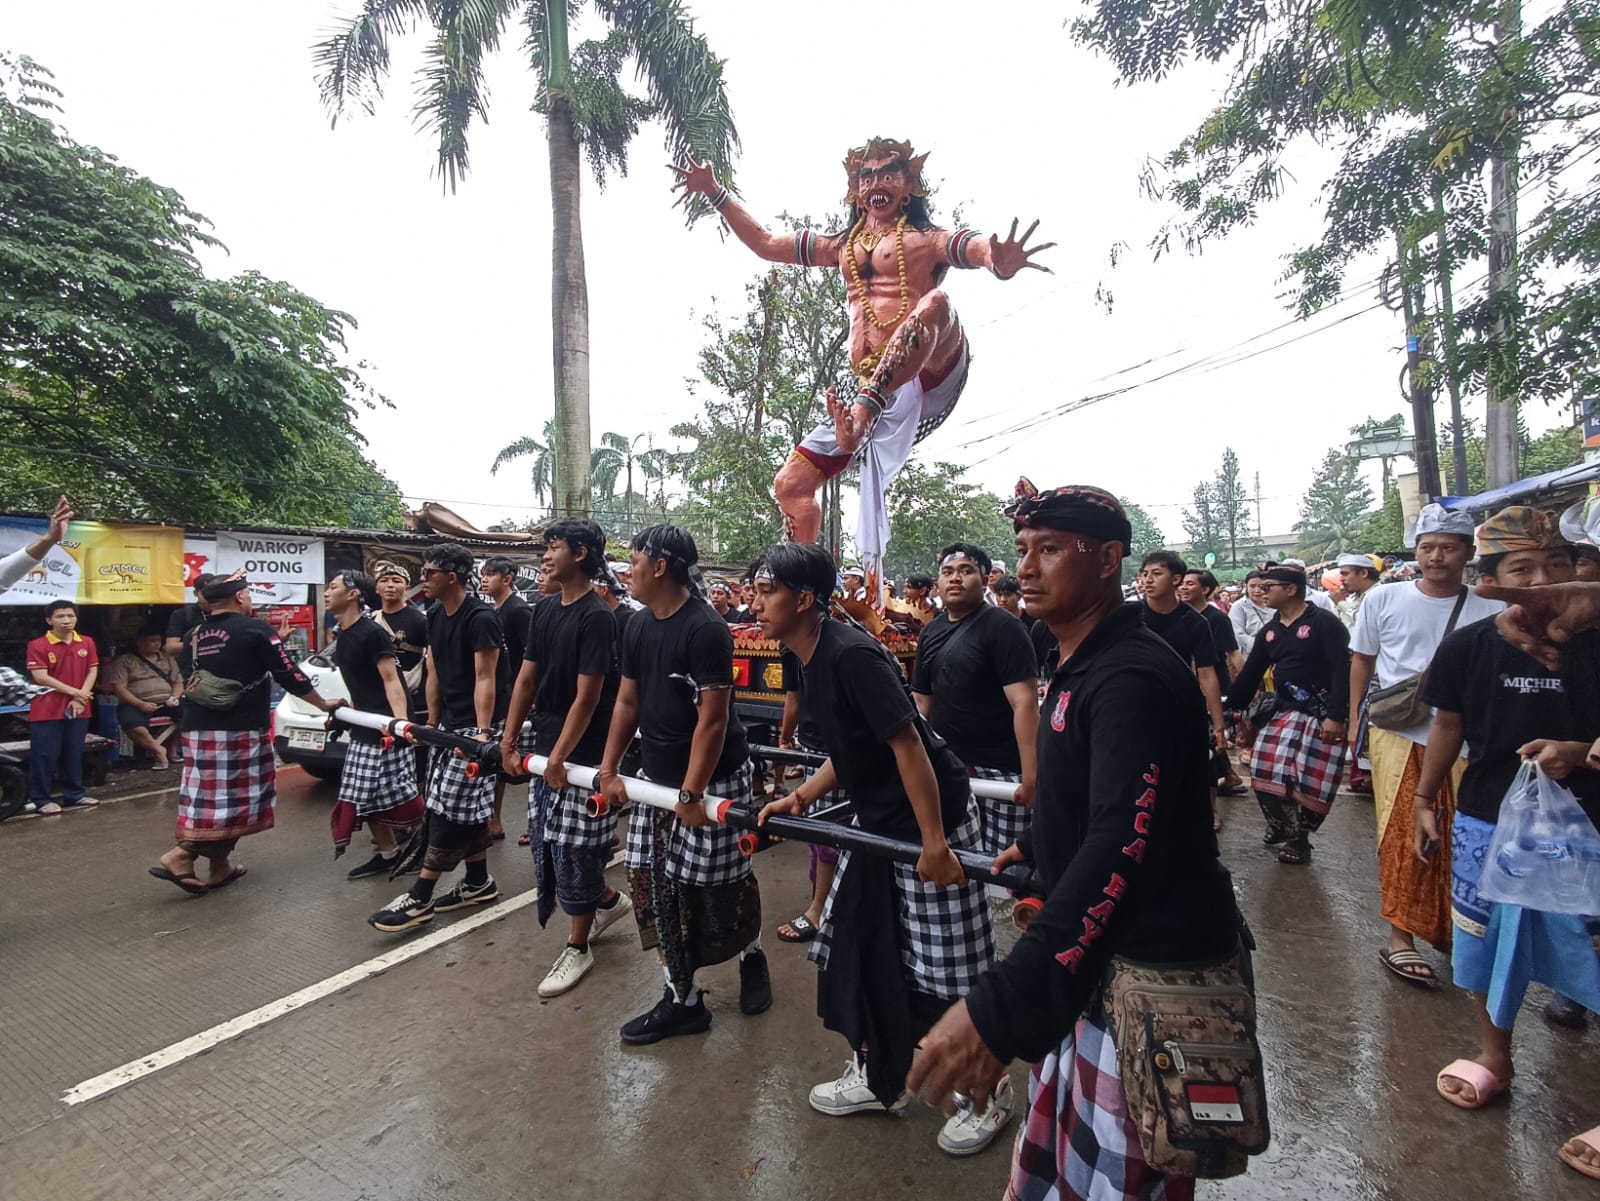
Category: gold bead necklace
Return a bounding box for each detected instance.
[846,216,910,333]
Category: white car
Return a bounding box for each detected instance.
[273,651,350,780]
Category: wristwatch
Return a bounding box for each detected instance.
[678,788,703,805]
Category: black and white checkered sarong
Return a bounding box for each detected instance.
[810,799,994,1001]
[424,723,502,824]
[968,764,1031,857]
[528,775,614,849]
[623,762,753,889]
[338,738,418,817]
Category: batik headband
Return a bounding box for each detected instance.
[1262,565,1306,586]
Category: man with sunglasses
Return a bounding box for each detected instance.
[369,543,511,933]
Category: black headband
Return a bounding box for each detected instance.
[1008,485,1133,553]
[1262,566,1306,586]
[201,577,250,601]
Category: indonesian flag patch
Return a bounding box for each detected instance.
[1186,1082,1245,1124]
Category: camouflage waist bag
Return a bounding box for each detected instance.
[1101,954,1270,1179]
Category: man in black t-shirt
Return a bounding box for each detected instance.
[164,574,212,663]
[151,576,341,896]
[1416,513,1600,1101]
[754,542,1002,1157]
[483,555,535,841]
[598,524,770,1044]
[502,520,633,999]
[914,543,1038,876]
[369,543,511,934]
[327,571,425,877]
[372,562,428,705]
[1181,567,1247,795]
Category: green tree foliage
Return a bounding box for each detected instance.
[0,57,403,527]
[490,420,557,515]
[1296,450,1378,558]
[884,461,1016,583]
[1069,0,1600,449]
[1123,499,1167,583]
[314,0,739,520]
[1181,481,1223,564]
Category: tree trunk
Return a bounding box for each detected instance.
[548,91,592,519]
[625,455,633,527]
[1431,179,1470,494]
[1396,228,1442,500]
[1484,0,1522,489]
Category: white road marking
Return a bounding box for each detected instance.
[61,888,539,1107]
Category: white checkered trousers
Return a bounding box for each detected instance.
[424,723,502,825]
[968,764,1032,857]
[811,799,995,1001]
[623,761,754,889]
[528,775,615,849]
[338,738,419,817]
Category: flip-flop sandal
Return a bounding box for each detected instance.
[1560,1126,1600,1179]
[1277,846,1312,865]
[777,915,818,943]
[1379,947,1438,988]
[208,866,248,890]
[517,833,531,847]
[1436,1058,1512,1110]
[148,866,208,895]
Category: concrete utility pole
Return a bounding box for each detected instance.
[1484,0,1523,489]
[1254,472,1263,540]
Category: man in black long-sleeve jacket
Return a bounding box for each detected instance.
[150,575,342,895]
[908,484,1240,1201]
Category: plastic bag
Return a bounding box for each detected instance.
[1478,762,1600,916]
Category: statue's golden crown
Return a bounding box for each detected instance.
[841,137,930,203]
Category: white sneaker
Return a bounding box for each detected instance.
[538,945,594,998]
[936,1075,1015,1157]
[591,890,632,940]
[810,1055,901,1116]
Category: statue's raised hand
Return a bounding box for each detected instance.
[988,219,1055,280]
[669,155,721,198]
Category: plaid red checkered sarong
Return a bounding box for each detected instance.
[177,729,277,842]
[1248,708,1346,815]
[1008,1016,1193,1201]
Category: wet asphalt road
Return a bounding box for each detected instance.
[0,765,1596,1201]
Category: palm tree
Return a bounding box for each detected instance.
[314,0,738,520]
[490,419,557,515]
[590,430,669,526]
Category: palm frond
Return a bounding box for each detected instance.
[410,0,515,190]
[595,0,739,224]
[490,433,545,473]
[313,0,430,122]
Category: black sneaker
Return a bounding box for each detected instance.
[621,987,712,1045]
[346,852,397,880]
[739,950,773,1015]
[368,892,435,933]
[433,877,499,912]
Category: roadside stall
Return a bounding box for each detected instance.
[0,516,188,786]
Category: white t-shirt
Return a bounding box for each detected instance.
[1349,581,1505,745]
[1306,590,1337,614]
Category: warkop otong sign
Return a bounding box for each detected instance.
[215,532,325,583]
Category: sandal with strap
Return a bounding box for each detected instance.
[1378,947,1438,988]
[1436,1059,1512,1110]
[1560,1125,1600,1180]
[777,914,818,943]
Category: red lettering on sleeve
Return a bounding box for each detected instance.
[1055,946,1086,971]
[1087,899,1116,924]
[1104,873,1129,900]
[1134,788,1157,810]
[1121,837,1147,864]
[1079,918,1104,947]
[1143,764,1160,786]
[1134,810,1152,835]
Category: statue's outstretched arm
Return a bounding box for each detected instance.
[670,157,839,268]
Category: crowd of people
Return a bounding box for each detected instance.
[16,484,1600,1196]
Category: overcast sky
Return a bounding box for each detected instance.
[9,1,1557,541]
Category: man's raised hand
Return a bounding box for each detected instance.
[988,218,1055,280]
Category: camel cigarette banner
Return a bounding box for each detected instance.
[0,518,185,605]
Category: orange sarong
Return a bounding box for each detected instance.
[1369,726,1465,950]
